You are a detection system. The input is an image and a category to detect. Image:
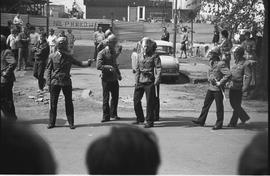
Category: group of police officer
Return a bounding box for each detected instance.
[1,27,255,130]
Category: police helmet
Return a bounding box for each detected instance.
[107,34,117,43]
[105,29,112,38]
[56,37,68,50]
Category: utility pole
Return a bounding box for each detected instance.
[46,0,49,34]
[173,0,178,57]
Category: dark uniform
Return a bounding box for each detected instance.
[134,50,161,128]
[161,31,170,42]
[97,46,122,122]
[33,39,50,91]
[193,55,231,130]
[46,49,91,129]
[1,44,17,121]
[228,47,252,127]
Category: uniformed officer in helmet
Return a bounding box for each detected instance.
[227,46,251,127]
[0,35,18,121]
[96,34,122,122]
[46,37,92,129]
[133,37,161,128]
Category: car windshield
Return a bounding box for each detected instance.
[156,45,173,55]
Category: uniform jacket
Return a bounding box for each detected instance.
[208,60,231,91]
[229,59,251,91]
[96,46,121,82]
[33,40,50,62]
[1,49,17,83]
[46,51,89,86]
[135,53,161,84]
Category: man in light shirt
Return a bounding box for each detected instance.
[6,28,18,62]
[29,26,40,66]
[93,26,105,60]
[47,29,57,54]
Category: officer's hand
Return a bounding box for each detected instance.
[216,81,221,86]
[118,75,122,81]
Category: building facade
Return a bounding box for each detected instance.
[83,0,172,22]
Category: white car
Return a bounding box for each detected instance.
[155,40,179,82]
[131,40,179,82]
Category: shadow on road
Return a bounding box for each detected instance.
[21,119,67,125]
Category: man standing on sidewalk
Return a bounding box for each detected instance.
[16,26,30,71]
[46,37,92,129]
[133,37,161,128]
[93,26,105,60]
[32,32,50,93]
[192,47,231,130]
[96,34,122,122]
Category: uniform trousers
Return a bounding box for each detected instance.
[197,89,224,127]
[133,83,155,124]
[102,80,119,120]
[49,85,74,126]
[33,61,46,90]
[229,89,250,125]
[0,82,17,121]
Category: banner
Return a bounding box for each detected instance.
[173,0,201,10]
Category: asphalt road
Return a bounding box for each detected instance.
[12,67,268,174]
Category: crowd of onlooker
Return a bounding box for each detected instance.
[0,119,268,174]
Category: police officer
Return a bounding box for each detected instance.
[227,46,251,127]
[95,29,113,55]
[96,34,122,122]
[46,37,92,129]
[0,35,18,121]
[32,32,50,92]
[133,37,161,128]
[192,46,231,130]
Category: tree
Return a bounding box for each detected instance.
[201,0,265,39]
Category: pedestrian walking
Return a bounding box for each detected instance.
[29,26,40,66]
[161,26,170,42]
[96,34,122,122]
[227,46,251,127]
[241,31,257,98]
[192,46,231,130]
[0,35,18,122]
[93,26,105,60]
[6,28,18,63]
[32,32,50,93]
[212,25,220,46]
[16,26,30,71]
[66,29,75,55]
[219,29,232,69]
[133,37,161,128]
[47,29,57,54]
[180,27,188,59]
[46,37,92,129]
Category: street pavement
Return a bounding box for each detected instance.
[12,67,268,175]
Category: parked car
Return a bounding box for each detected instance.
[155,40,179,82]
[131,40,179,82]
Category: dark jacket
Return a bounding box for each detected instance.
[229,59,251,91]
[46,51,89,86]
[1,49,17,83]
[208,60,231,91]
[16,32,29,48]
[212,31,220,43]
[96,46,121,82]
[135,53,161,84]
[33,40,50,62]
[161,31,170,42]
